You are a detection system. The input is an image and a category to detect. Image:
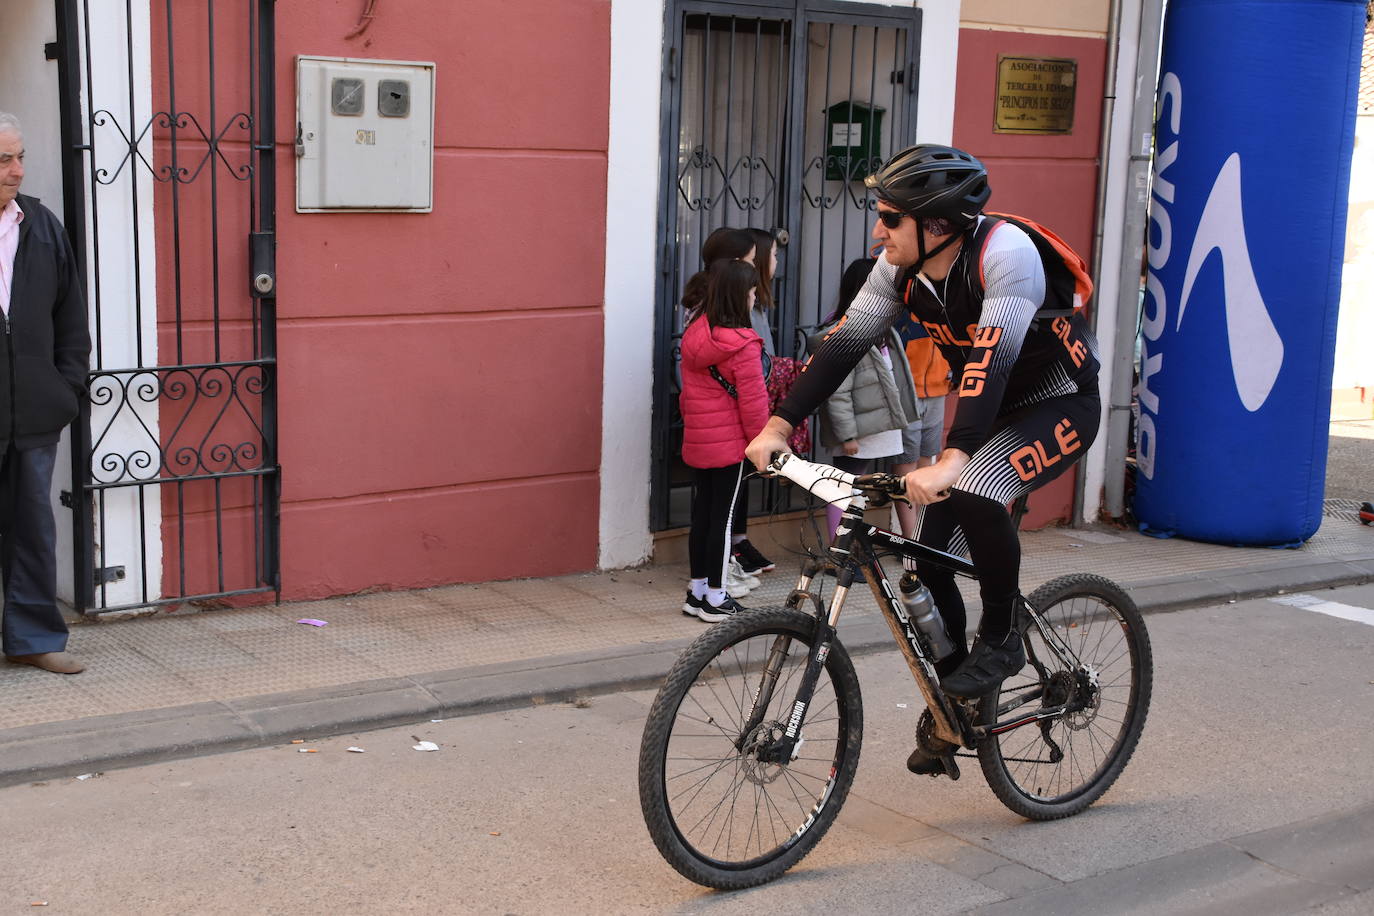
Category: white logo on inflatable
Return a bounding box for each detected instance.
[1177,153,1284,411]
[1136,73,1282,480]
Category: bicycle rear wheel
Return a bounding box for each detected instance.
[977,574,1152,820]
[638,608,862,889]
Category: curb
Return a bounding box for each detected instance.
[3,555,1372,788]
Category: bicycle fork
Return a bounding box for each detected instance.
[739,562,838,765]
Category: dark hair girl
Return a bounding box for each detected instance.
[682,227,754,313]
[746,227,780,312]
[699,257,758,329]
[834,256,879,322]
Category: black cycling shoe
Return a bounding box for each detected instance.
[906,710,961,778]
[940,631,1025,699]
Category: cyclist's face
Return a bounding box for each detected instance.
[0,131,24,209]
[872,202,922,267]
[873,203,957,269]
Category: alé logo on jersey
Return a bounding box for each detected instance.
[1136,72,1284,480]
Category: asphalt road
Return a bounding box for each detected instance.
[3,585,1373,914]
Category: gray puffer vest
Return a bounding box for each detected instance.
[806,323,919,448]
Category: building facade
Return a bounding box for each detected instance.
[2,0,1137,610]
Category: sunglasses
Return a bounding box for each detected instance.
[875,210,911,230]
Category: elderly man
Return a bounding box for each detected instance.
[0,112,90,675]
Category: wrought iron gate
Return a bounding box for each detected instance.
[652,0,920,530]
[56,0,279,612]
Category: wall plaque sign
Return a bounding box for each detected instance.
[995,55,1076,134]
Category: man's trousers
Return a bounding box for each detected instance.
[0,442,67,656]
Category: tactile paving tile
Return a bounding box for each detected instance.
[5,505,1370,734]
[0,665,99,729]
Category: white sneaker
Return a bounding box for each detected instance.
[728,557,760,590]
[727,576,755,597]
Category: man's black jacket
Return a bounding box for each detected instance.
[3,193,90,450]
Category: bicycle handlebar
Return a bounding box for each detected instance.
[766,453,911,508]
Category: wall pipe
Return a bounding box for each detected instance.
[1078,0,1124,527]
[1102,0,1167,519]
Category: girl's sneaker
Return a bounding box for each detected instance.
[682,591,708,618]
[697,594,747,623]
[732,538,776,574]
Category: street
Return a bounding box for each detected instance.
[3,585,1373,914]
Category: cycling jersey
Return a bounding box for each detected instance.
[776,217,1101,459]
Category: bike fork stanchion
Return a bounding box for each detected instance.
[759,568,851,764]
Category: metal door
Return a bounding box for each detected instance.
[652,0,920,530]
[55,0,279,612]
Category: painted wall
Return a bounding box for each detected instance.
[0,6,63,207]
[951,27,1108,527]
[268,0,609,598]
[962,0,1109,36]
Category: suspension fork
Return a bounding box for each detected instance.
[742,559,853,763]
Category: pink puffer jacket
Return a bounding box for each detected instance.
[679,317,770,469]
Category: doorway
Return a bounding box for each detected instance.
[651,0,921,531]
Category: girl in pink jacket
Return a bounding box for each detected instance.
[678,259,770,622]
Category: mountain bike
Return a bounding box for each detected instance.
[638,453,1152,889]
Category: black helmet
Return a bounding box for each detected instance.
[864,145,990,226]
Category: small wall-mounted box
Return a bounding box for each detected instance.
[296,56,435,212]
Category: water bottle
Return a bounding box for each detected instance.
[898,572,956,660]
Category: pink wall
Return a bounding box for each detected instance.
[152,0,611,601]
[273,0,610,598]
[953,28,1107,528]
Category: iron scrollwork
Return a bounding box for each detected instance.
[87,362,273,486]
[91,108,253,186]
[678,145,777,214]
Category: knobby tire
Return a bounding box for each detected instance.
[637,608,863,889]
[976,573,1152,820]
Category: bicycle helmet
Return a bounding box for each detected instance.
[864,144,991,226]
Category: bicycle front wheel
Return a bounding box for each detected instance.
[638,608,863,889]
[977,574,1152,820]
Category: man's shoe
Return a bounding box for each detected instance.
[732,539,776,574]
[940,632,1024,699]
[6,651,85,675]
[906,710,960,778]
[697,594,747,623]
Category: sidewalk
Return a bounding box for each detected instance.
[3,502,1373,788]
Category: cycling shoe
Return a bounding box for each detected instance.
[940,631,1025,699]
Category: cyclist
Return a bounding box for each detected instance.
[745,144,1101,718]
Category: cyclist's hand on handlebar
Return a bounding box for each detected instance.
[903,462,961,505]
[745,417,795,473]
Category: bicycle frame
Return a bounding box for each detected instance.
[753,455,1089,761]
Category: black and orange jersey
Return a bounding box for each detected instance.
[776,218,1100,456]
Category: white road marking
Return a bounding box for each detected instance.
[1269,593,1374,626]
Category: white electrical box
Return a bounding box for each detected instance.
[296,56,435,212]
